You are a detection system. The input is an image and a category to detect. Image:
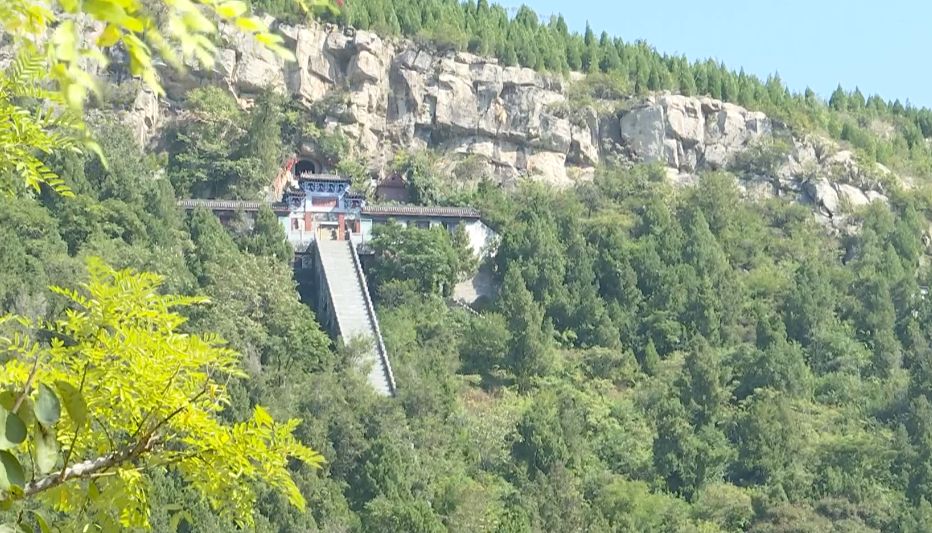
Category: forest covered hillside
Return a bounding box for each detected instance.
[5,1,932,532]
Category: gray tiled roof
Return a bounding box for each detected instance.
[361,205,481,218]
[296,173,351,183]
[177,199,290,213]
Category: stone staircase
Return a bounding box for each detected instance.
[315,239,396,396]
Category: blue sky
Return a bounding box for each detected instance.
[501,0,931,108]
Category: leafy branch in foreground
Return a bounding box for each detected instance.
[0,0,338,197]
[0,49,90,197]
[0,258,323,530]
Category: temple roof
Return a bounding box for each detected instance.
[296,173,351,183]
[361,205,481,219]
[177,199,291,214]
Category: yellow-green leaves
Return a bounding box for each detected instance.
[0,258,324,528]
[20,0,309,106]
[0,384,66,490]
[50,20,78,62]
[253,404,274,426]
[216,1,247,19]
[1,0,339,198]
[55,381,88,429]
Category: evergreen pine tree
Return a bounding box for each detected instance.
[829,84,848,111]
[583,22,595,47]
[501,267,554,388]
[676,336,728,426]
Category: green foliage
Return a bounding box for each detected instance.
[0,51,86,197]
[238,205,293,262]
[0,259,323,529]
[499,268,554,388]
[392,150,445,205]
[168,88,288,199]
[369,222,468,297]
[1,0,332,199]
[311,127,351,165]
[335,157,372,195]
[4,136,932,529]
[6,0,932,519]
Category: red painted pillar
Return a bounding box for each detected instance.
[337,214,345,240]
[304,212,313,239]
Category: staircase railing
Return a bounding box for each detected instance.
[347,241,397,395]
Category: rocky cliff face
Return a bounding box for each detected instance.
[121,20,893,223]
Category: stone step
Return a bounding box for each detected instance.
[316,239,394,396]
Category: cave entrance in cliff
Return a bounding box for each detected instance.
[294,159,318,178]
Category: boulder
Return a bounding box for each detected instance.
[663,138,680,168]
[536,114,572,153]
[865,190,889,204]
[502,66,539,87]
[703,143,732,169]
[347,50,383,85]
[526,151,570,186]
[435,73,479,132]
[706,104,749,148]
[396,49,434,72]
[323,29,352,57]
[352,30,383,54]
[215,48,237,82]
[661,94,704,146]
[745,111,771,135]
[233,44,285,94]
[569,108,600,166]
[124,88,161,146]
[836,183,870,209]
[804,179,840,217]
[620,103,666,164]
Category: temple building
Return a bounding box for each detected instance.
[278,160,495,257]
[177,158,496,397]
[179,158,495,258]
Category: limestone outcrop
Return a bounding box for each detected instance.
[107,20,893,223]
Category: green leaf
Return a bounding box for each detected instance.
[88,479,100,502]
[33,384,60,428]
[216,1,247,18]
[55,381,87,429]
[0,451,25,490]
[0,409,26,450]
[26,511,50,533]
[253,405,273,427]
[33,423,58,475]
[13,398,34,429]
[169,510,194,531]
[235,16,263,32]
[0,393,13,412]
[97,24,121,47]
[0,393,31,428]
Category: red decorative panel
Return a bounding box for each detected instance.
[311,197,338,207]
